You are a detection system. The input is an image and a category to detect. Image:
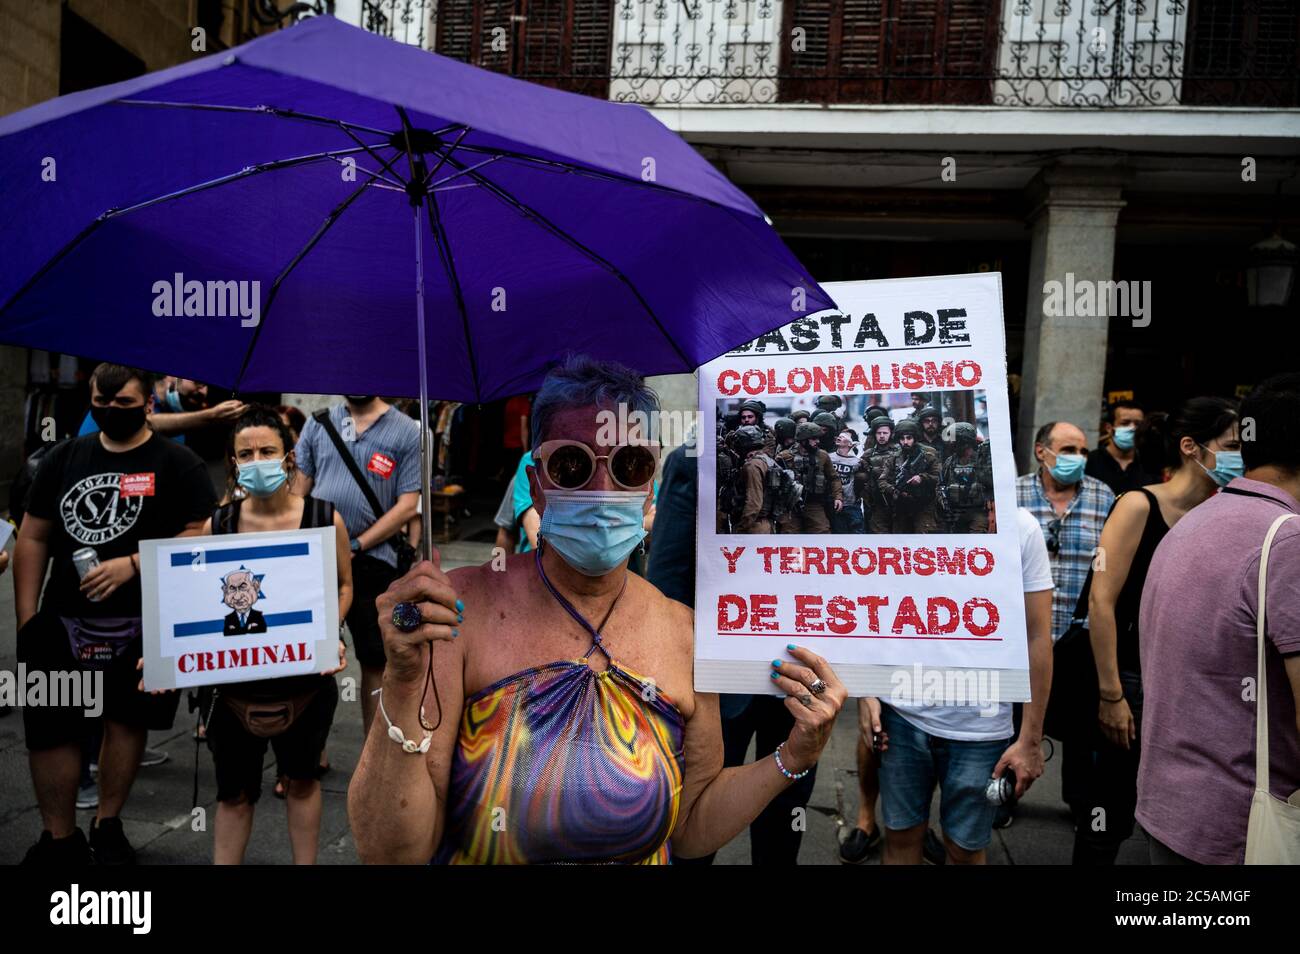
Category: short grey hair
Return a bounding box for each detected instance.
[530,354,659,448]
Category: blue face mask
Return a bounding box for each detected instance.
[1197,445,1244,488]
[237,458,288,497]
[1047,450,1086,486]
[1112,426,1136,451]
[540,489,648,577]
[163,387,183,413]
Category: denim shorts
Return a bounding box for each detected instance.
[878,705,1010,851]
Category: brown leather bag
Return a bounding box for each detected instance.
[220,688,321,739]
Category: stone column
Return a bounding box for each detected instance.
[1015,161,1129,474]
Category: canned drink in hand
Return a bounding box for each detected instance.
[984,770,1017,806]
[73,547,102,601]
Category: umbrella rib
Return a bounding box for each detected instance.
[426,156,499,192]
[424,190,481,400]
[231,149,406,393]
[421,127,470,188]
[0,144,384,318]
[437,155,693,369]
[115,99,393,137]
[449,143,741,215]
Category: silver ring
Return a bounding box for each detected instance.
[798,692,815,709]
[809,678,828,696]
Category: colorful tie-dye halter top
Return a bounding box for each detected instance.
[433,551,686,864]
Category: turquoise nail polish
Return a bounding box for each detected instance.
[771,659,782,667]
[451,628,460,638]
[455,598,465,613]
[457,614,464,624]
[786,644,797,651]
[769,671,779,680]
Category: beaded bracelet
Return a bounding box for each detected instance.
[773,742,811,781]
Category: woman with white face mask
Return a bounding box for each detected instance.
[350,356,846,864]
[1080,396,1240,864]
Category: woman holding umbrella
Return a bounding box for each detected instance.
[349,356,846,864]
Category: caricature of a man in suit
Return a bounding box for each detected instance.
[221,567,266,636]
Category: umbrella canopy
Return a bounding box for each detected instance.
[0,15,832,402]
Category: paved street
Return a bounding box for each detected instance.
[0,537,1145,865]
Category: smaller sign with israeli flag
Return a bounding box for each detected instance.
[140,527,338,690]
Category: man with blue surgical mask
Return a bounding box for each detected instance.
[1017,420,1115,829]
[1087,400,1157,495]
[1018,421,1115,645]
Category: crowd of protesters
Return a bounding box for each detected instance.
[2,357,1297,867]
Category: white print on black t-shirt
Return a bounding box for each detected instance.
[59,473,143,545]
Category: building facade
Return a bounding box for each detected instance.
[355,0,1300,467]
[2,1,1296,505]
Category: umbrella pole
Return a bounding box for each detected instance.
[412,202,434,563]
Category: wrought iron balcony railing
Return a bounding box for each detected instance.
[355,0,1299,108]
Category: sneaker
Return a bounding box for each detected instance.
[75,782,99,811]
[21,829,91,866]
[839,826,881,864]
[922,828,947,865]
[89,816,136,865]
[139,746,169,768]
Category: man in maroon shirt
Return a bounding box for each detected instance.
[1137,373,1300,864]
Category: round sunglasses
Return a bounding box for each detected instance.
[533,439,659,491]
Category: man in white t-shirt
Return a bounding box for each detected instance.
[860,506,1055,864]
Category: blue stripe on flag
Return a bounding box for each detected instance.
[169,542,310,566]
[173,609,315,638]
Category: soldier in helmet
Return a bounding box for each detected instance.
[814,394,843,417]
[916,404,945,459]
[777,421,842,533]
[790,408,812,425]
[863,414,898,533]
[813,411,841,444]
[939,423,993,533]
[737,399,776,455]
[885,418,941,534]
[729,425,777,534]
[716,416,739,532]
[772,416,798,455]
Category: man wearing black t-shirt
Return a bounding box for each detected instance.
[13,364,216,865]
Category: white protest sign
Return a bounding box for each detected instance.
[695,273,1029,703]
[140,527,338,690]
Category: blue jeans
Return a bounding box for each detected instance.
[832,503,864,534]
[878,706,1009,851]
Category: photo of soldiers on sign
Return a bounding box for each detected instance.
[715,387,994,535]
[695,274,1030,700]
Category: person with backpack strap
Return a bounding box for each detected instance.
[292,394,422,737]
[199,405,351,864]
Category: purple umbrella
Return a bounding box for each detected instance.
[0,15,831,549]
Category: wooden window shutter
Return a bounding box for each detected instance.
[435,0,612,98]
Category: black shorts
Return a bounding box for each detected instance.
[17,611,182,752]
[206,676,338,804]
[347,555,398,669]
